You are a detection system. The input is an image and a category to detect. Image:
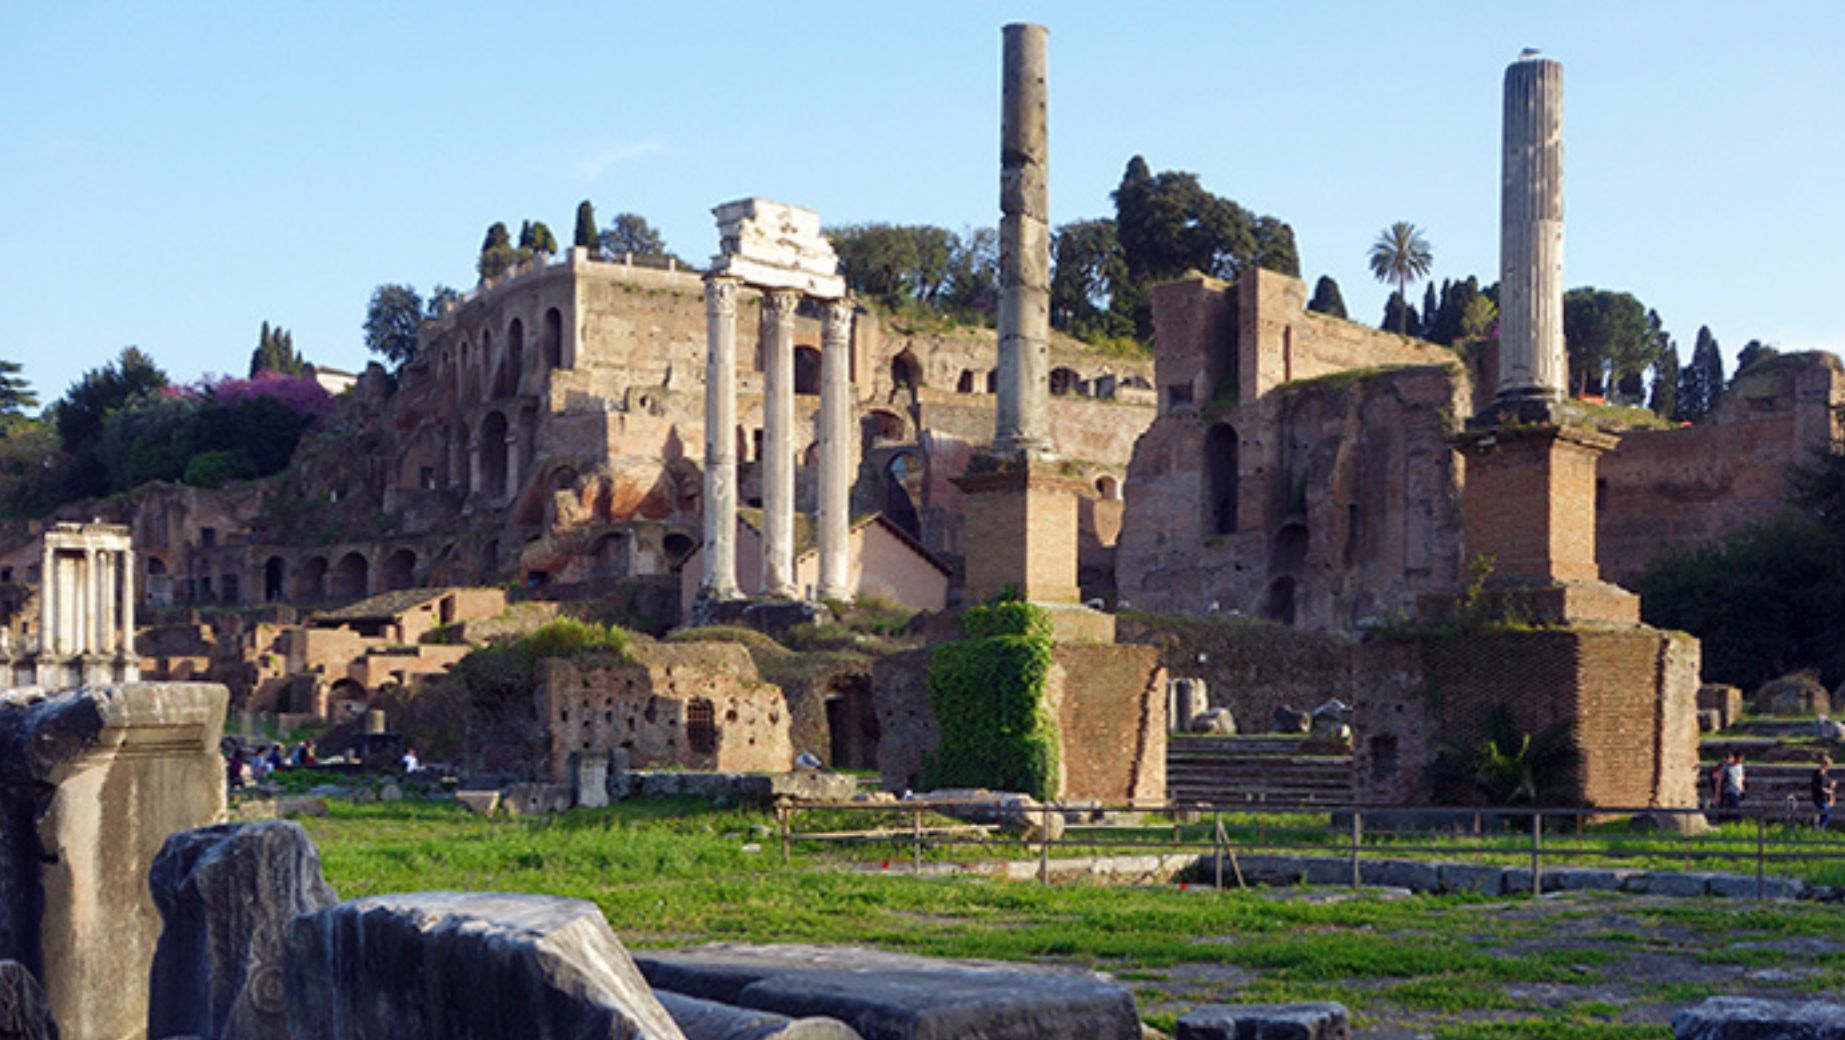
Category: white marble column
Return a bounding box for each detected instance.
[817,299,855,601]
[1497,53,1566,403]
[994,22,1054,457]
[98,552,116,655]
[121,548,136,664]
[504,429,521,503]
[81,549,96,655]
[760,289,801,598]
[701,275,743,600]
[39,543,56,655]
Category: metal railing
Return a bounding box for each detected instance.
[770,799,1843,900]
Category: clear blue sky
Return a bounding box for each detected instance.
[5,1,1841,407]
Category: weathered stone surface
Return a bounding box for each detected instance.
[1697,709,1721,734]
[285,891,687,1040]
[574,753,610,809]
[1707,875,1806,901]
[1176,1002,1351,1040]
[0,960,56,1040]
[1189,708,1236,735]
[622,771,857,807]
[454,789,501,816]
[637,943,1140,1040]
[501,781,570,816]
[1358,859,1438,892]
[1631,872,1716,898]
[1269,706,1311,734]
[0,682,227,1040]
[916,791,1066,842]
[148,821,338,1040]
[1671,996,1845,1039]
[1437,863,1507,895]
[655,990,861,1040]
[1756,676,1830,718]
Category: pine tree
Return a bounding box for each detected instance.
[1307,276,1348,319]
[574,200,598,251]
[528,221,558,255]
[1650,339,1680,420]
[478,221,522,280]
[0,359,37,416]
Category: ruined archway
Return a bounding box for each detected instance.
[1205,423,1239,535]
[383,548,417,591]
[1050,367,1080,396]
[890,349,922,398]
[332,552,369,602]
[861,410,906,458]
[479,410,509,499]
[263,556,286,602]
[297,556,328,602]
[663,533,695,572]
[956,370,975,393]
[1095,475,1120,501]
[882,451,924,540]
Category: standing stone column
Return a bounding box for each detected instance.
[701,275,743,601]
[760,289,801,598]
[39,542,56,655]
[81,549,96,655]
[121,547,136,672]
[817,299,855,601]
[1497,53,1566,406]
[504,428,521,504]
[98,551,116,655]
[994,22,1053,458]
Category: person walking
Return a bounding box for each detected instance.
[1812,753,1836,832]
[1713,751,1746,824]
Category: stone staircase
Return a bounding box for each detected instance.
[1166,736,1356,808]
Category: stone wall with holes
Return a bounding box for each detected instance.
[538,640,791,781]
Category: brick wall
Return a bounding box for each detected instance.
[1049,643,1166,802]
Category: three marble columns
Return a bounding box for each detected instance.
[701,277,855,603]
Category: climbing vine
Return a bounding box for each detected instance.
[922,601,1061,799]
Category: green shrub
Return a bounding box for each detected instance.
[182,449,256,488]
[522,617,631,662]
[924,602,1060,799]
[960,600,1054,641]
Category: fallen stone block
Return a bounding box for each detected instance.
[636,943,1140,1040]
[1671,996,1845,1039]
[1176,1001,1351,1040]
[1631,872,1716,898]
[1226,855,1309,886]
[148,820,339,1040]
[1436,863,1506,895]
[1359,859,1439,893]
[501,782,570,816]
[1298,857,1356,887]
[454,790,501,816]
[286,892,686,1040]
[655,990,861,1040]
[275,797,329,818]
[1539,868,1635,893]
[1707,875,1807,901]
[0,960,57,1040]
[0,682,227,1040]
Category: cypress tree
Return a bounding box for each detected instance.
[1677,325,1725,422]
[528,221,558,255]
[1650,339,1680,420]
[574,200,598,251]
[1420,282,1439,339]
[1307,275,1348,319]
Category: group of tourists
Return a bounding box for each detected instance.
[225,739,318,790]
[1708,750,1834,829]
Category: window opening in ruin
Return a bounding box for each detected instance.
[663,533,696,572]
[794,346,822,395]
[890,349,922,402]
[299,557,328,601]
[506,318,525,390]
[956,370,975,393]
[823,676,880,770]
[1204,423,1239,535]
[883,452,924,540]
[200,527,217,548]
[479,411,510,499]
[1369,735,1400,780]
[333,552,369,601]
[985,369,998,394]
[1264,575,1297,626]
[1273,522,1309,573]
[220,574,240,606]
[1168,383,1194,410]
[1096,475,1120,501]
[419,466,435,490]
[384,549,417,591]
[0,567,10,584]
[1050,367,1079,396]
[544,308,563,369]
[263,556,286,602]
[686,699,718,755]
[199,575,214,602]
[751,429,764,463]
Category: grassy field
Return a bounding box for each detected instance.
[300,798,1845,1039]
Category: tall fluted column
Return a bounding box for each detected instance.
[98,551,116,654]
[1497,54,1566,404]
[817,299,855,601]
[760,289,801,598]
[121,548,136,667]
[39,543,55,654]
[701,275,743,600]
[994,22,1053,457]
[81,549,96,655]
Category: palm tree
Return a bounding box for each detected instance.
[1368,222,1434,335]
